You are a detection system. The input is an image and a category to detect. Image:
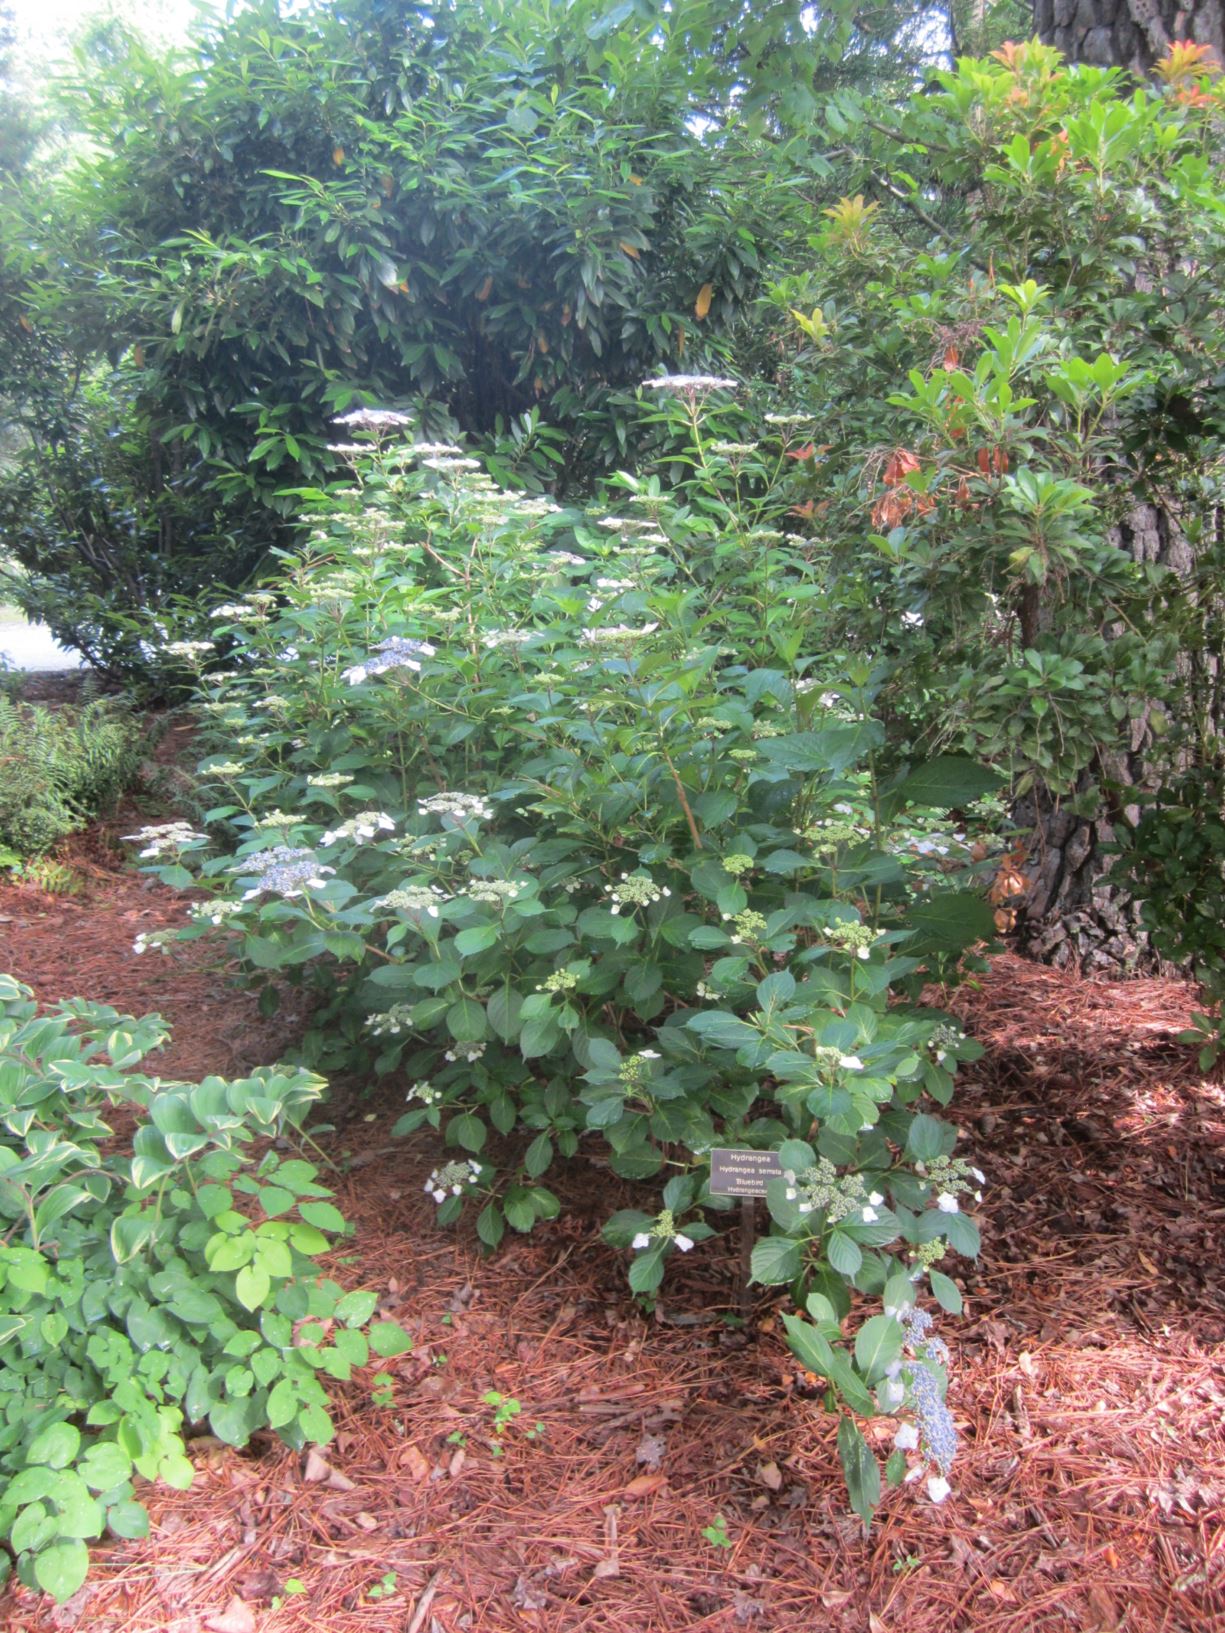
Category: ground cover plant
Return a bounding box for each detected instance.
[0,974,409,1602]
[132,391,1007,1533]
[0,692,144,862]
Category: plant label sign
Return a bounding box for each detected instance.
[710,1148,784,1197]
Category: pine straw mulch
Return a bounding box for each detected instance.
[1,835,1223,1633]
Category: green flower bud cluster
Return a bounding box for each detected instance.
[783,1159,870,1223]
[823,920,879,957]
[537,968,580,994]
[804,818,861,855]
[619,1050,661,1084]
[725,909,768,941]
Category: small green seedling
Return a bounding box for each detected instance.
[365,1570,398,1601]
[702,1513,733,1550]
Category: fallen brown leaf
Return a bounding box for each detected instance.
[623,1474,667,1498]
[204,1595,256,1633]
[303,1448,332,1484]
[402,1443,431,1482]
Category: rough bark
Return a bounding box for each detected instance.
[1013,505,1206,972]
[1033,0,1224,74]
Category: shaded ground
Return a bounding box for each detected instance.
[1,806,1222,1632]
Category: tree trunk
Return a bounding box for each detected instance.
[1013,504,1209,972]
[1016,0,1223,969]
[1032,0,1223,74]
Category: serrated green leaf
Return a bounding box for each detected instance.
[749,1235,802,1285]
[853,1313,903,1382]
[837,1415,880,1527]
[929,1269,963,1313]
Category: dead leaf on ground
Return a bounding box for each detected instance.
[401,1442,431,1481]
[303,1447,332,1483]
[623,1473,667,1498]
[635,1431,665,1468]
[756,1460,783,1491]
[204,1595,256,1633]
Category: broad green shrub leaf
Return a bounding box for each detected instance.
[929,1269,963,1313]
[750,1236,802,1285]
[885,756,1002,813]
[853,1314,903,1382]
[904,892,996,953]
[837,1417,880,1528]
[781,1315,876,1417]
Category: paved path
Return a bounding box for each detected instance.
[0,618,82,671]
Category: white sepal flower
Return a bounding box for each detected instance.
[894,1423,920,1451]
[673,1233,694,1252]
[631,1232,652,1250]
[927,1475,952,1504]
[936,1192,960,1213]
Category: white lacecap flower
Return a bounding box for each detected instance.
[673,1233,694,1252]
[640,373,738,393]
[927,1475,951,1504]
[880,1377,906,1408]
[971,1166,985,1183]
[861,1206,878,1223]
[631,1232,652,1250]
[839,1054,864,1070]
[936,1192,960,1213]
[894,1423,920,1451]
[868,1191,884,1207]
[334,407,414,431]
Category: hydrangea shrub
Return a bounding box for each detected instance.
[141,398,999,1520]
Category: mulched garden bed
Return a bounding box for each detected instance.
[1,797,1221,1633]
